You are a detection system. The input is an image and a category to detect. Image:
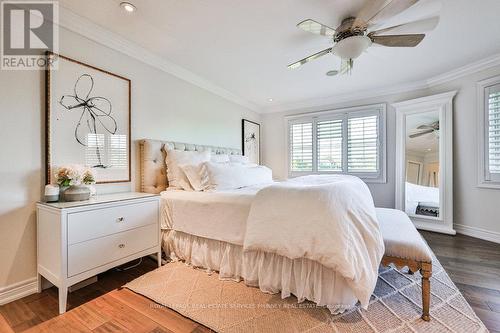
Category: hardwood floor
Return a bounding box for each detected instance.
[421,231,500,332]
[0,232,499,332]
[0,258,210,333]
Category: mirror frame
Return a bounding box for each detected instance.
[393,91,457,235]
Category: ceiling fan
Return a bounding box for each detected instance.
[409,121,439,138]
[288,0,440,75]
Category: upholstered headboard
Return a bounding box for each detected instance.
[139,139,242,194]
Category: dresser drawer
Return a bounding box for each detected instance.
[67,200,158,245]
[67,223,158,277]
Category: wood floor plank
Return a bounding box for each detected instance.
[0,312,15,333]
[92,320,130,333]
[88,293,158,333]
[63,301,111,331]
[147,326,175,333]
[488,301,500,313]
[25,295,60,322]
[0,299,39,328]
[107,289,200,333]
[22,314,92,333]
[473,307,500,332]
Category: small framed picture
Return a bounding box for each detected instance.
[242,119,260,164]
[45,52,131,184]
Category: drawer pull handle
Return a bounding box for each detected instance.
[117,217,125,223]
[118,244,125,248]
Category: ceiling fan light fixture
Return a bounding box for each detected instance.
[332,35,372,60]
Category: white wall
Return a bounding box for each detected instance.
[0,27,259,289]
[262,65,500,240]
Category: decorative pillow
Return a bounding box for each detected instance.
[229,155,250,164]
[165,149,210,190]
[205,162,273,190]
[179,163,209,192]
[210,154,230,163]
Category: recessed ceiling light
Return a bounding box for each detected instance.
[326,70,339,76]
[120,2,136,12]
[427,148,432,151]
[268,98,273,102]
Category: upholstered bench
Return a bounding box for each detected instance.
[376,208,433,321]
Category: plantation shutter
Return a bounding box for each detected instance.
[109,134,128,169]
[488,84,500,176]
[290,121,313,172]
[317,119,343,172]
[347,115,378,173]
[85,133,105,167]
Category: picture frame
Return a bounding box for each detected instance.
[45,52,131,184]
[241,119,260,164]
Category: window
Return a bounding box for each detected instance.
[348,115,378,173]
[290,122,313,172]
[85,133,128,169]
[488,87,500,175]
[317,119,342,172]
[478,77,500,187]
[108,134,128,169]
[287,104,386,182]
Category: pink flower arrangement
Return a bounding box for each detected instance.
[54,165,95,186]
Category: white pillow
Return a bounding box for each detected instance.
[179,163,209,191]
[165,149,210,190]
[229,155,250,164]
[211,154,230,163]
[205,162,273,190]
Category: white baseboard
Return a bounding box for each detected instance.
[455,224,500,244]
[0,277,38,305]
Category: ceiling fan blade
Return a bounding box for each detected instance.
[416,125,433,129]
[369,0,419,25]
[417,121,439,130]
[288,48,332,69]
[371,16,439,36]
[353,0,390,29]
[409,129,434,138]
[371,34,425,47]
[297,19,336,37]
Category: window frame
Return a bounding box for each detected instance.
[478,75,500,188]
[285,103,387,183]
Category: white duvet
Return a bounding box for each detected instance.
[243,175,384,308]
[162,174,384,310]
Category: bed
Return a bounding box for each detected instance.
[139,139,384,313]
[405,182,440,217]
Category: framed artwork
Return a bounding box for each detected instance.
[45,52,131,184]
[242,119,260,164]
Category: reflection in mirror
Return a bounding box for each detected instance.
[405,111,440,218]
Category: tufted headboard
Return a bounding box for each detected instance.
[139,139,242,194]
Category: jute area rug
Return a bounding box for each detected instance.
[125,258,487,333]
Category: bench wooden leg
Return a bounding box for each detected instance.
[381,255,432,321]
[420,265,432,321]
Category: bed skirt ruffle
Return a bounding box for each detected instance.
[162,230,357,314]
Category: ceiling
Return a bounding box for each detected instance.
[59,0,500,113]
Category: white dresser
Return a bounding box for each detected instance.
[36,192,161,314]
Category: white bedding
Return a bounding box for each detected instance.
[244,175,384,308]
[405,181,439,215]
[161,175,383,312]
[161,183,269,245]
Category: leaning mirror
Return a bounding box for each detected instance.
[394,91,456,235]
[405,111,440,219]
